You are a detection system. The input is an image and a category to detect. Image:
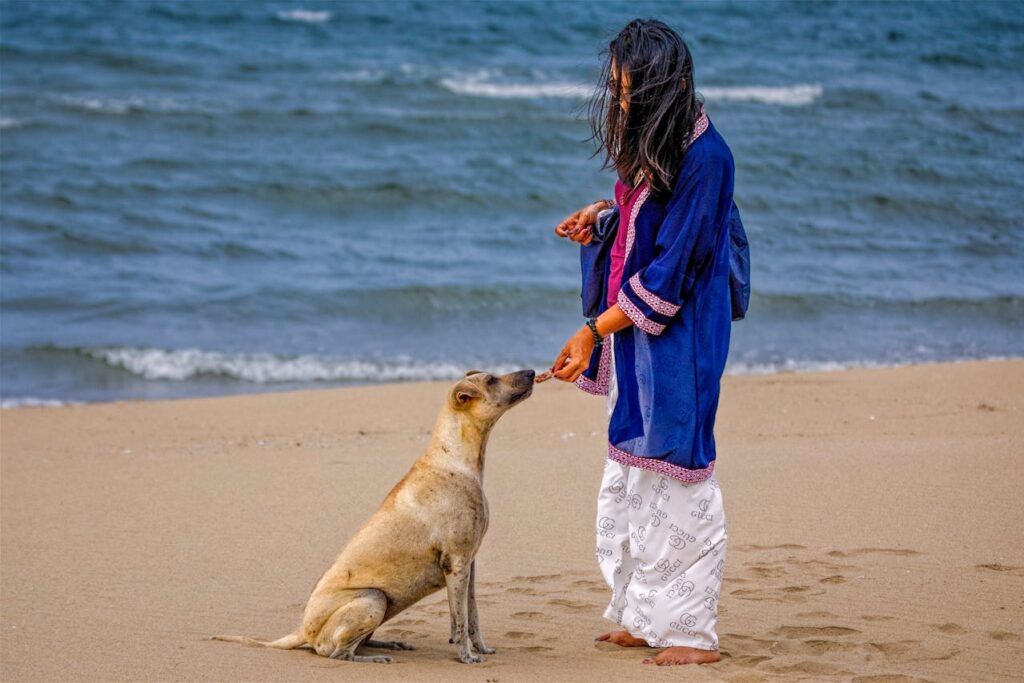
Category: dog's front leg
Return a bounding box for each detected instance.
[467,561,495,655]
[443,556,481,663]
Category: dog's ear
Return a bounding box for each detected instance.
[464,369,484,377]
[451,379,483,408]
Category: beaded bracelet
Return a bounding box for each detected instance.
[586,318,604,347]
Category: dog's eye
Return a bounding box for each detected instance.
[487,376,497,385]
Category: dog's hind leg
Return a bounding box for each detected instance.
[467,561,495,655]
[311,589,393,663]
[361,634,416,651]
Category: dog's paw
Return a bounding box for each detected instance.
[369,655,394,664]
[477,645,497,655]
[458,653,484,664]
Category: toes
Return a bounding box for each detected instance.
[479,646,496,654]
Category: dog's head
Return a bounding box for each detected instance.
[448,368,535,423]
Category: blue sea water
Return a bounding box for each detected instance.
[1,0,1022,406]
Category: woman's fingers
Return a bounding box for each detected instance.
[553,357,584,381]
[551,348,569,373]
[572,227,593,244]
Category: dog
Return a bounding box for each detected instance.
[212,368,535,664]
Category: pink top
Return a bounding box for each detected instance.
[606,177,649,308]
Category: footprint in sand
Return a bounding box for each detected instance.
[868,640,920,656]
[504,631,535,640]
[773,625,860,639]
[795,639,859,655]
[989,630,1021,641]
[548,598,592,612]
[976,563,1024,577]
[743,564,788,579]
[828,548,922,558]
[514,645,554,652]
[860,614,896,622]
[730,654,772,668]
[734,543,807,552]
[932,622,967,635]
[512,574,562,583]
[768,660,851,676]
[511,611,549,621]
[820,574,846,584]
[797,610,839,619]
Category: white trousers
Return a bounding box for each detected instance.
[595,334,727,650]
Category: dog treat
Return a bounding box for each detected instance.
[534,371,553,383]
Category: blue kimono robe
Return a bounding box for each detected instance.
[576,113,745,483]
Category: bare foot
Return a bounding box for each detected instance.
[595,631,649,647]
[643,646,721,665]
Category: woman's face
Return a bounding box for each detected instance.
[610,59,630,114]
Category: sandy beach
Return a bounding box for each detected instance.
[1,359,1022,682]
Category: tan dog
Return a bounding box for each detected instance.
[212,368,535,664]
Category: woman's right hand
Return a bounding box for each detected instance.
[554,202,605,245]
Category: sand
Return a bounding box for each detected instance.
[2,359,1022,682]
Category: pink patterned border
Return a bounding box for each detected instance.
[574,336,612,395]
[608,442,715,484]
[621,185,650,270]
[691,107,709,143]
[616,288,666,335]
[627,272,680,316]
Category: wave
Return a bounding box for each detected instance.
[52,93,199,116]
[275,9,332,24]
[0,397,78,409]
[725,355,1013,376]
[439,76,823,106]
[0,117,25,130]
[440,77,592,99]
[73,346,525,383]
[700,84,824,106]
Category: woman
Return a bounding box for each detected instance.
[540,19,747,666]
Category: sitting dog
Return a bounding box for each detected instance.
[213,369,535,663]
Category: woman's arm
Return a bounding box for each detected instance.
[546,304,632,383]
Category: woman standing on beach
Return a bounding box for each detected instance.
[541,19,747,666]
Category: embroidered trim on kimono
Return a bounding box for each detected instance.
[574,337,613,395]
[614,107,710,336]
[608,442,716,484]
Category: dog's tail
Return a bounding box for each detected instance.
[210,632,307,650]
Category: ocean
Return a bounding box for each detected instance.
[1,0,1022,406]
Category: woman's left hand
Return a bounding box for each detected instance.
[549,326,595,383]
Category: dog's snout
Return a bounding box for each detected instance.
[520,369,536,383]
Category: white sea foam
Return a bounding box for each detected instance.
[276,9,332,23]
[1,397,79,409]
[0,116,24,130]
[440,77,593,99]
[701,84,824,106]
[53,94,194,115]
[440,76,823,106]
[725,358,891,376]
[88,347,523,383]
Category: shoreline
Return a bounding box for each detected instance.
[2,355,1020,410]
[2,358,1022,681]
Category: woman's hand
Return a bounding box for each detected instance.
[549,325,596,383]
[554,202,606,245]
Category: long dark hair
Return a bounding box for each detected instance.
[583,19,702,202]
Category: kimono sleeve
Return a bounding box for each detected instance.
[615,149,733,335]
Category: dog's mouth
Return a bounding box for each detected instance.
[508,369,535,404]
